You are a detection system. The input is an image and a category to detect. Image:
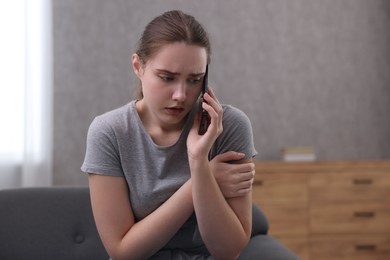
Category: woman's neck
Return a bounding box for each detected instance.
[136,100,186,147]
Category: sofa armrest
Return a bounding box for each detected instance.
[252,203,269,236]
[0,187,108,260]
[239,235,299,260]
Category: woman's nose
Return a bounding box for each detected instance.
[172,83,186,101]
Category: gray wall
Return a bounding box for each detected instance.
[53,0,390,186]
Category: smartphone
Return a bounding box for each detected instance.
[198,65,210,135]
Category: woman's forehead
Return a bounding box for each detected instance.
[147,42,207,73]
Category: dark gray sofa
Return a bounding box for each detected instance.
[0,187,298,260]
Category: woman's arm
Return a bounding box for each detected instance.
[88,174,193,260]
[187,90,253,259]
[89,162,252,260]
[190,157,253,259]
[89,157,253,260]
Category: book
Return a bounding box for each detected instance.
[281,146,316,162]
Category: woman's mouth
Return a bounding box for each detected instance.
[165,107,185,116]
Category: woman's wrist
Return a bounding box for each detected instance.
[188,155,209,173]
[187,149,209,163]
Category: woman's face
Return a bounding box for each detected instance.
[134,42,208,129]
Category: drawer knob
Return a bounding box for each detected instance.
[254,180,263,186]
[355,244,376,252]
[353,178,373,185]
[354,211,375,218]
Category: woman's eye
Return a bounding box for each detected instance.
[160,75,174,82]
[189,78,202,84]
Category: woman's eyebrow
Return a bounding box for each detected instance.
[155,69,205,77]
[190,72,205,77]
[156,69,180,75]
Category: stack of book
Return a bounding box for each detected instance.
[281,146,316,162]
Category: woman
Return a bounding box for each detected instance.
[82,10,257,259]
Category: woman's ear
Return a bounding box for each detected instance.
[132,53,143,79]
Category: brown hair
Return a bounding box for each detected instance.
[134,10,211,98]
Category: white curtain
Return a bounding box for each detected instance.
[0,0,52,189]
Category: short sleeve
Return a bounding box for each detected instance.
[210,105,257,160]
[81,116,124,176]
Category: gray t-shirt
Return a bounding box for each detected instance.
[81,100,257,257]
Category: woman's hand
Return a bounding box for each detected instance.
[210,151,255,198]
[187,88,223,161]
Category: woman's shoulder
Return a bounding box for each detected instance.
[88,101,135,134]
[210,104,257,159]
[94,101,135,124]
[221,104,251,125]
[96,101,134,121]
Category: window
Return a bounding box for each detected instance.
[0,0,52,188]
[0,1,25,163]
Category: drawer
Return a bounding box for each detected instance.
[253,172,307,201]
[274,235,309,260]
[256,201,308,235]
[310,234,390,260]
[310,201,390,234]
[309,172,390,201]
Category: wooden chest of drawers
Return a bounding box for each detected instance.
[253,163,310,259]
[252,160,390,260]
